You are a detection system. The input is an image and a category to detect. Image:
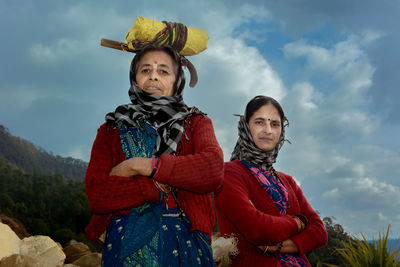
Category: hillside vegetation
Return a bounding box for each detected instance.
[0,125,87,181]
[0,160,91,246]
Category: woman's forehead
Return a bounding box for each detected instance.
[250,104,281,120]
[139,50,175,65]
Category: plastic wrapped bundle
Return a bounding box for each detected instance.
[125,16,209,56]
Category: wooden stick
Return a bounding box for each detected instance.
[100,38,135,52]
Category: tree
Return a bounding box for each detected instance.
[0,160,93,246]
[0,193,15,216]
[307,216,350,266]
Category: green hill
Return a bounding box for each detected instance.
[0,125,87,181]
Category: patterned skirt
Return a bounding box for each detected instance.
[101,202,214,267]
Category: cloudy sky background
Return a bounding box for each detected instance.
[1,0,399,239]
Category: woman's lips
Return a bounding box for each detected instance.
[259,137,273,141]
[144,86,162,92]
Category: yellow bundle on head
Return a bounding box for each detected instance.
[125,16,209,56]
[100,16,207,87]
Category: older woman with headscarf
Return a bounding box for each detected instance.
[85,19,223,267]
[215,96,327,266]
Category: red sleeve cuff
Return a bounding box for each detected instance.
[152,154,174,183]
[151,157,162,178]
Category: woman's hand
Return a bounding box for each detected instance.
[258,239,299,254]
[109,157,153,177]
[258,243,281,255]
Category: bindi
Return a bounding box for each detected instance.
[154,61,158,64]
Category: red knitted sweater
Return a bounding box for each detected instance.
[85,114,224,241]
[215,160,327,267]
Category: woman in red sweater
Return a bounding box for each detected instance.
[215,96,327,266]
[85,40,223,265]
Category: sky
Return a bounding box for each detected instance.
[1,0,399,239]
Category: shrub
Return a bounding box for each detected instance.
[324,225,400,267]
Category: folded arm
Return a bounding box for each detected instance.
[85,123,160,215]
[215,164,299,245]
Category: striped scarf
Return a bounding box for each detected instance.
[105,83,200,156]
[231,115,286,170]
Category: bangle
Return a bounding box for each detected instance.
[150,157,160,178]
[295,214,308,227]
[293,217,303,232]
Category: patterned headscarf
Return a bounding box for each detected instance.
[230,113,287,170]
[105,45,201,156]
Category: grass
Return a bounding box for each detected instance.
[324,225,400,267]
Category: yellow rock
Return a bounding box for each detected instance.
[0,223,21,261]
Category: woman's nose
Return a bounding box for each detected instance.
[149,70,158,81]
[263,124,272,133]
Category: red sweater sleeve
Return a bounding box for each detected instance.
[215,161,299,245]
[283,175,328,254]
[85,123,160,214]
[153,115,224,193]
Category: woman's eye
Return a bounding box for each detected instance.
[159,70,169,75]
[141,68,150,73]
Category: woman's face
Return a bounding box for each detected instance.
[135,50,177,96]
[248,103,282,151]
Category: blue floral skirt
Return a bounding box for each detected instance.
[101,202,214,267]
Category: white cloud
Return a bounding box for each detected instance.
[206,39,286,100]
[377,212,389,223]
[359,29,385,44]
[289,82,321,111]
[322,188,339,199]
[30,38,79,63]
[213,120,237,161]
[353,177,398,195]
[68,145,91,161]
[192,3,285,100]
[0,85,45,111]
[283,35,376,100]
[283,39,331,67]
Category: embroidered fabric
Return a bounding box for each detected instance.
[242,161,307,267]
[117,120,156,158]
[102,205,214,267]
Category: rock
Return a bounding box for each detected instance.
[63,242,91,263]
[20,235,66,267]
[68,240,78,245]
[72,252,102,267]
[0,214,31,239]
[63,264,80,267]
[0,223,21,260]
[0,254,42,267]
